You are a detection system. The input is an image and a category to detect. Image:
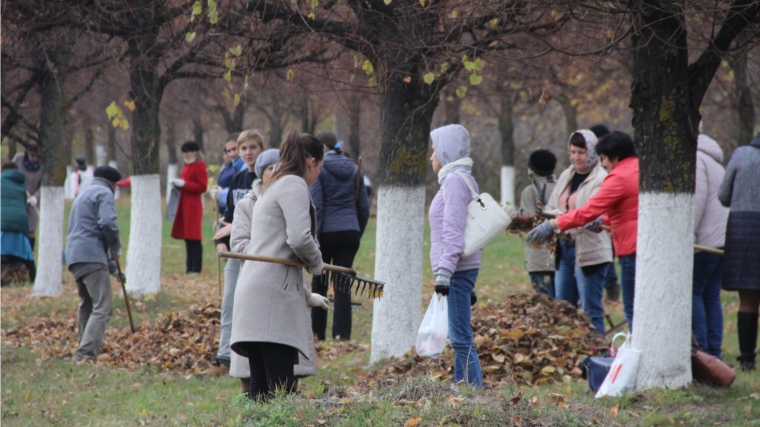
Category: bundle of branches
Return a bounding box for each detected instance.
[365,293,605,387]
[3,303,222,373]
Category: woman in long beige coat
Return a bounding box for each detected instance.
[230,131,328,401]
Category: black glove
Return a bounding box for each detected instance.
[434,275,450,296]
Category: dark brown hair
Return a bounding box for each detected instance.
[2,162,18,172]
[317,132,338,149]
[569,132,587,149]
[263,131,324,192]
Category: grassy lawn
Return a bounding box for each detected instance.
[2,197,759,426]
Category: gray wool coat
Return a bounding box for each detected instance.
[230,175,322,360]
[228,183,317,377]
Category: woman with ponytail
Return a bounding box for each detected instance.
[230,131,330,401]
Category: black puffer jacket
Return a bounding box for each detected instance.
[309,153,370,234]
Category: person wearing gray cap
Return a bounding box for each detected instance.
[65,166,123,363]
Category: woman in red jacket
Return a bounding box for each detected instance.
[528,132,639,328]
[171,141,209,273]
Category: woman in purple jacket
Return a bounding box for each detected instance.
[429,124,483,388]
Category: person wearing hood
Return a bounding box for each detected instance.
[170,142,208,274]
[692,131,729,358]
[1,163,36,284]
[65,166,123,363]
[517,149,558,297]
[12,143,41,250]
[528,130,613,335]
[528,131,639,332]
[309,132,370,341]
[429,124,484,388]
[719,131,760,371]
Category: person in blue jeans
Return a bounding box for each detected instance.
[428,124,483,388]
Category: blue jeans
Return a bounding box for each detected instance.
[619,254,636,330]
[555,242,579,306]
[529,272,555,298]
[576,263,609,334]
[692,252,723,358]
[447,269,483,388]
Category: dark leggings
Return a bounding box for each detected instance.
[239,342,297,401]
[184,240,202,273]
[311,230,361,340]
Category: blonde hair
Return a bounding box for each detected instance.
[237,129,265,151]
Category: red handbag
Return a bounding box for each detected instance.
[691,337,735,387]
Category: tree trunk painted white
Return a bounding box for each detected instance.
[370,185,425,363]
[32,186,65,297]
[166,164,178,206]
[108,161,120,200]
[632,192,694,389]
[125,174,162,296]
[96,145,107,166]
[500,165,515,207]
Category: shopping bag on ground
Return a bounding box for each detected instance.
[416,294,448,359]
[595,333,640,398]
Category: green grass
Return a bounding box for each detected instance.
[3,197,759,426]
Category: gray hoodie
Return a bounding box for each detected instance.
[65,178,121,270]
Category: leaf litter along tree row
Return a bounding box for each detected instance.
[3,294,603,384]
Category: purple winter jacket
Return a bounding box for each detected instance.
[429,172,482,277]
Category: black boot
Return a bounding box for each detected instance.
[737,312,758,371]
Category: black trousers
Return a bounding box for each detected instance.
[239,342,297,401]
[311,230,361,341]
[184,240,202,273]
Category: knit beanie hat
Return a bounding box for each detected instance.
[75,156,87,171]
[589,124,610,138]
[528,149,557,176]
[568,129,599,171]
[255,149,280,178]
[181,141,200,152]
[93,166,122,183]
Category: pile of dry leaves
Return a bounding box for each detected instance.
[367,293,605,386]
[506,215,557,253]
[2,302,221,373]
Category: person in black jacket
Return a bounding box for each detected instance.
[309,132,370,341]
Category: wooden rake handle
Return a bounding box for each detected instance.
[217,251,356,275]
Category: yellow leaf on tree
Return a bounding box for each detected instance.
[192,1,202,16]
[469,73,483,85]
[223,70,232,82]
[403,76,411,83]
[234,93,241,106]
[455,86,467,98]
[384,0,392,4]
[423,72,435,84]
[123,101,136,111]
[419,0,425,6]
[229,45,242,56]
[185,32,197,42]
[222,89,231,100]
[287,69,295,82]
[209,10,218,24]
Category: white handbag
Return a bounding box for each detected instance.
[443,172,512,258]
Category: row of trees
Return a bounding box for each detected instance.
[3,0,759,390]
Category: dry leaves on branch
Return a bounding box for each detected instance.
[506,215,557,253]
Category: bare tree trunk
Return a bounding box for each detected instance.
[106,124,118,163]
[84,124,96,166]
[165,125,178,165]
[347,95,361,161]
[732,32,756,147]
[269,115,284,148]
[558,96,578,135]
[7,139,17,161]
[371,78,438,363]
[443,88,461,125]
[498,94,516,206]
[193,116,204,151]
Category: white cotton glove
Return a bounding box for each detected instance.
[208,185,222,201]
[172,179,185,188]
[307,260,325,276]
[27,196,37,206]
[307,293,330,309]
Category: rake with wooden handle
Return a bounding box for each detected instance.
[217,251,385,298]
[114,258,136,333]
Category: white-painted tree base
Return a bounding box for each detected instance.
[632,192,694,390]
[500,166,515,207]
[109,161,120,200]
[125,174,162,296]
[166,164,178,207]
[32,186,64,297]
[370,185,425,364]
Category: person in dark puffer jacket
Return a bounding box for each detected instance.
[309,132,370,341]
[1,163,36,283]
[719,131,760,371]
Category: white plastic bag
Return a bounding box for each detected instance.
[595,333,641,398]
[416,294,449,358]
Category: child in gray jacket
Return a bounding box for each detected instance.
[65,166,123,363]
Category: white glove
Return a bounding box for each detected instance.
[208,185,222,201]
[27,196,37,206]
[172,179,185,188]
[307,294,330,309]
[307,260,324,276]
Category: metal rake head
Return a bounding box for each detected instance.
[323,271,384,299]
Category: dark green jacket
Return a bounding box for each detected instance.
[1,169,29,235]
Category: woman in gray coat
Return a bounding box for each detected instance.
[230,131,329,400]
[719,132,760,371]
